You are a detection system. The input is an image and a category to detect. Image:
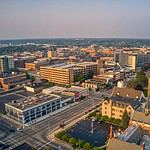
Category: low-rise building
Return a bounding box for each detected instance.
[107,138,143,150]
[66,86,89,100]
[42,86,66,94]
[25,58,49,71]
[93,71,124,84]
[5,93,75,125]
[129,111,150,134]
[101,87,146,120]
[0,73,30,90]
[24,82,44,93]
[107,125,144,150]
[42,85,88,101]
[82,79,102,91]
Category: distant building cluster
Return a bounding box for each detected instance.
[1,41,150,150]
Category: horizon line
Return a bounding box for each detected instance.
[1,37,150,41]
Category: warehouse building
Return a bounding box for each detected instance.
[5,93,75,125]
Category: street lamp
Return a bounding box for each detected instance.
[48,113,51,135]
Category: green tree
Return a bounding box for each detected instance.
[136,70,148,86]
[127,80,137,88]
[55,131,64,139]
[120,110,130,129]
[79,140,85,148]
[83,142,92,150]
[127,70,148,89]
[61,134,70,142]
[69,137,78,147]
[92,147,100,150]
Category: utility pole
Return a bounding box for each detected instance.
[91,118,94,133]
[91,98,95,134]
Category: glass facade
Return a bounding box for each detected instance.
[5,96,74,125]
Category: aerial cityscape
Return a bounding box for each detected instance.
[0,0,150,150]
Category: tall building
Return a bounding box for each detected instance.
[0,56,14,73]
[114,52,150,71]
[114,51,122,63]
[40,62,98,85]
[47,50,57,58]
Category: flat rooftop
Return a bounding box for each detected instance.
[6,94,61,111]
[41,62,97,69]
[77,62,97,65]
[0,73,26,79]
[66,86,86,92]
[42,86,66,93]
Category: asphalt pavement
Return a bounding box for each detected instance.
[1,91,110,150]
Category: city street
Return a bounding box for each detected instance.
[0,91,109,150]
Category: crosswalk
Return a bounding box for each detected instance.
[2,135,62,150]
[0,92,107,150]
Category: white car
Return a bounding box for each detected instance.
[17,128,23,132]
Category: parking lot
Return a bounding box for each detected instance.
[65,119,117,147]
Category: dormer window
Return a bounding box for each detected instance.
[136,96,139,99]
[126,94,129,97]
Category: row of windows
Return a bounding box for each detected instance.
[24,101,60,117]
[24,105,61,124]
[24,103,61,118]
[112,108,124,113]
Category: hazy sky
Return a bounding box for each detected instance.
[0,0,150,40]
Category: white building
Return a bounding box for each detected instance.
[5,93,74,126]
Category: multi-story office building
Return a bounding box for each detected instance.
[47,50,57,58]
[40,62,98,85]
[5,93,75,125]
[102,87,145,120]
[126,53,150,71]
[114,52,150,71]
[0,56,15,73]
[114,51,121,63]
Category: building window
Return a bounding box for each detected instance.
[105,111,107,114]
